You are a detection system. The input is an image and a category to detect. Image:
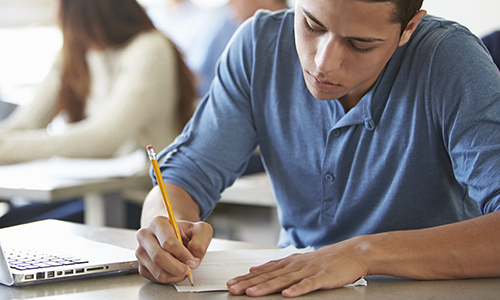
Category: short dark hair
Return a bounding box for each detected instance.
[362,0,424,34]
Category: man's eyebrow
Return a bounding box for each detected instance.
[347,36,386,43]
[301,7,326,29]
[301,7,386,43]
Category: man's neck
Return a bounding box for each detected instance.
[338,94,362,113]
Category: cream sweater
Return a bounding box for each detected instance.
[0,30,180,165]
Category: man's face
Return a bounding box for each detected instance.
[294,0,406,106]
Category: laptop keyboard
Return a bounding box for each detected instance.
[5,248,89,271]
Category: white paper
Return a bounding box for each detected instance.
[174,246,367,293]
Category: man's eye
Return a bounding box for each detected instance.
[348,41,373,53]
[304,19,323,34]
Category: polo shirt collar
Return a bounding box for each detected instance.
[332,88,376,131]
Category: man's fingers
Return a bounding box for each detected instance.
[149,217,197,265]
[136,221,192,283]
[185,221,213,267]
[228,267,308,296]
[282,275,326,298]
[136,252,188,284]
[227,257,304,296]
[135,216,214,285]
[135,243,190,284]
[227,250,359,297]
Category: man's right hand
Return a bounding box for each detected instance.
[135,215,213,284]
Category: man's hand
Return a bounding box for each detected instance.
[227,237,368,297]
[136,216,213,284]
[226,211,500,297]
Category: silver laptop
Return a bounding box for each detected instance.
[0,233,138,286]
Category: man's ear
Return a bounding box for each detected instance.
[398,10,427,46]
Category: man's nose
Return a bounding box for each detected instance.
[314,37,344,73]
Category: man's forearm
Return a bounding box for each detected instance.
[141,183,201,228]
[359,211,500,279]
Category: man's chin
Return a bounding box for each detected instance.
[308,88,342,101]
[305,83,341,101]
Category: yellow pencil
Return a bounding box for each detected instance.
[146,145,194,286]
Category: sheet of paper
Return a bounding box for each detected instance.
[174,246,367,293]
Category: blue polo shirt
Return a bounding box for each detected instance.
[153,10,500,248]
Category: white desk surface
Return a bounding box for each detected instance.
[1,220,499,300]
[220,172,276,207]
[0,174,152,203]
[0,170,275,227]
[0,172,274,205]
[0,151,150,203]
[0,174,152,227]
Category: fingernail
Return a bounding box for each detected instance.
[194,257,201,267]
[227,279,237,286]
[186,260,196,268]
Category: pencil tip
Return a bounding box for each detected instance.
[188,273,194,286]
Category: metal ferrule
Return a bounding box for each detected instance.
[147,147,156,161]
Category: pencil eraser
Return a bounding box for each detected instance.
[146,145,153,150]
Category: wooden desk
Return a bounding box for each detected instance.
[1,220,499,300]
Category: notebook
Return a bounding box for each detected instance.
[0,231,138,286]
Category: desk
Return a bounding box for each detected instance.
[216,173,280,245]
[220,172,276,207]
[0,151,152,227]
[0,174,152,227]
[1,220,499,300]
[0,169,275,229]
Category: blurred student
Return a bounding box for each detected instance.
[482,30,500,70]
[197,0,289,96]
[146,0,227,94]
[0,0,197,227]
[0,99,16,121]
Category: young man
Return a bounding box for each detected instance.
[136,0,500,297]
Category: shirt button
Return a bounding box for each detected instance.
[332,129,341,137]
[325,173,334,181]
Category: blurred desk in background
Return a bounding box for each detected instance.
[0,174,152,227]
[0,155,278,241]
[0,151,152,227]
[220,172,276,207]
[217,173,280,245]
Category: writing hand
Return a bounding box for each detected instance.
[227,238,367,297]
[136,216,213,284]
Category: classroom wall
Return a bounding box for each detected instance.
[2,0,499,37]
[0,0,56,26]
[422,0,500,37]
[285,0,500,38]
